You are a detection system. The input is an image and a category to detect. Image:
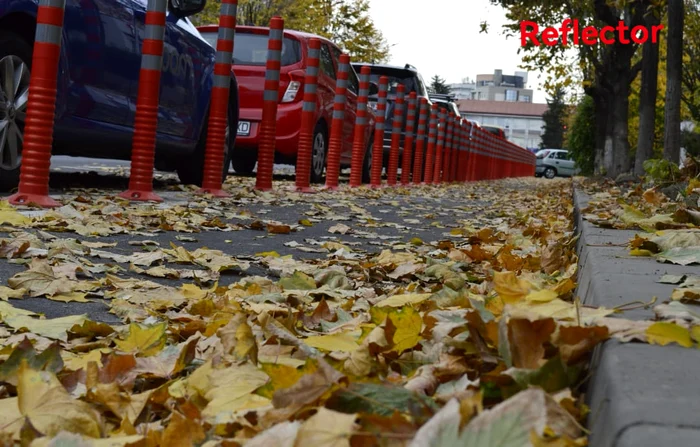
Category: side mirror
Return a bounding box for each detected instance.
[169,0,206,18]
[368,82,379,96]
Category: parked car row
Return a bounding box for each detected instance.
[0,0,536,191]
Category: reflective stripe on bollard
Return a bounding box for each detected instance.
[432,110,446,184]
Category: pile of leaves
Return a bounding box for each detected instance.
[0,176,693,447]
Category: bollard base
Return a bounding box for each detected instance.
[7,193,61,208]
[296,186,316,194]
[322,185,340,191]
[196,187,230,198]
[118,190,164,203]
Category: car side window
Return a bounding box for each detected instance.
[320,44,336,79]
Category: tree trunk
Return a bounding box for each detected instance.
[593,94,609,176]
[635,15,660,176]
[664,0,684,164]
[611,74,632,177]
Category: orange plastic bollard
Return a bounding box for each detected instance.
[432,111,446,184]
[412,98,428,184]
[197,0,238,198]
[400,92,416,185]
[423,104,438,184]
[7,0,67,207]
[386,84,405,186]
[255,17,284,191]
[118,0,169,202]
[369,76,389,188]
[325,53,350,190]
[451,118,461,182]
[440,113,453,183]
[349,66,370,187]
[294,38,320,193]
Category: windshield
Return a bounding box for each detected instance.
[367,73,418,95]
[199,31,302,66]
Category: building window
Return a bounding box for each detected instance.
[505,90,517,102]
[519,95,531,103]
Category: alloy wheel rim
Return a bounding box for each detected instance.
[312,132,325,175]
[0,55,28,171]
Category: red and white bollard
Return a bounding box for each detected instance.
[197,0,238,197]
[370,76,389,188]
[400,92,416,185]
[118,0,169,202]
[432,111,446,184]
[412,98,428,184]
[349,66,370,187]
[387,84,405,186]
[295,38,320,193]
[441,112,454,183]
[8,0,67,207]
[325,53,350,190]
[255,17,284,191]
[423,104,438,184]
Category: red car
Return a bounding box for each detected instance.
[197,25,376,183]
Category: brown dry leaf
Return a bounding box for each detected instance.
[541,241,565,275]
[268,223,292,234]
[161,411,206,447]
[272,359,345,409]
[508,318,556,369]
[642,187,665,206]
[17,361,102,438]
[294,407,358,447]
[556,325,610,364]
[493,271,531,304]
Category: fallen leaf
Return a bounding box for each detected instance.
[294,407,358,447]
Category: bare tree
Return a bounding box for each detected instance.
[663,0,684,164]
[634,10,661,176]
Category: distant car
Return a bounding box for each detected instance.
[481,125,506,139]
[0,0,238,190]
[198,25,375,183]
[353,63,430,171]
[428,93,461,119]
[535,149,578,178]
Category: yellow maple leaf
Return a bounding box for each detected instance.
[114,322,167,357]
[294,407,358,447]
[386,306,423,354]
[646,322,693,348]
[526,289,558,303]
[305,332,361,353]
[493,271,531,304]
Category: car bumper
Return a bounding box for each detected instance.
[535,165,546,174]
[235,102,303,157]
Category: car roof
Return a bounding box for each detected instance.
[197,24,328,42]
[351,63,419,72]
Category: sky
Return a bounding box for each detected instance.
[366,0,548,104]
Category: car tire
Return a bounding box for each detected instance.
[544,167,556,179]
[230,149,257,175]
[176,88,236,186]
[0,31,32,192]
[362,133,373,184]
[310,122,327,184]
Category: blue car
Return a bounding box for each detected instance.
[0,0,238,191]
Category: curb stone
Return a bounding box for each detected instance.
[574,189,700,447]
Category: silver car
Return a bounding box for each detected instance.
[535,149,578,178]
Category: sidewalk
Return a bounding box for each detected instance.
[574,189,700,447]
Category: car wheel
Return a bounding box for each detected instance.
[230,149,257,175]
[176,92,235,186]
[362,133,373,184]
[544,167,556,179]
[310,123,327,184]
[0,31,32,192]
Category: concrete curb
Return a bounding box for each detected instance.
[574,188,700,447]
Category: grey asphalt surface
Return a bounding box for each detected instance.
[575,190,700,447]
[1,156,484,324]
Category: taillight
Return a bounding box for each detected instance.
[281,71,304,103]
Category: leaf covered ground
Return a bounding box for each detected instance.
[0,176,694,447]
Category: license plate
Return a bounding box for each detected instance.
[237,121,250,136]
